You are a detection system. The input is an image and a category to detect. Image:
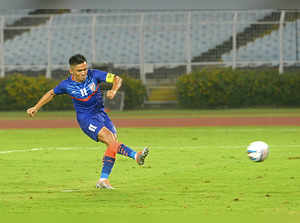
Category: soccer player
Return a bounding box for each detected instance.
[26,54,149,189]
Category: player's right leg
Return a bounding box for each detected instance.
[78,113,149,189]
[77,116,117,189]
[96,127,118,189]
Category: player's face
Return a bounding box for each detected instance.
[70,62,88,82]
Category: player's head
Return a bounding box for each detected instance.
[69,54,88,82]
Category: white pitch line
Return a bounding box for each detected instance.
[0,147,98,154]
[0,144,300,155]
[0,148,44,154]
[61,189,81,192]
[214,128,300,132]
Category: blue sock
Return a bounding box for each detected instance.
[118,144,137,160]
[100,156,115,179]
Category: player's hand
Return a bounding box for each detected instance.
[27,107,38,117]
[106,90,116,100]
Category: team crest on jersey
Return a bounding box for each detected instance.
[88,82,96,92]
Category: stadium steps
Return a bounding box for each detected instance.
[192,11,300,62]
[4,9,71,41]
[144,86,178,108]
[147,86,177,101]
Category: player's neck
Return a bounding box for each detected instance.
[71,74,83,83]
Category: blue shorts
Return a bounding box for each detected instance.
[77,111,117,142]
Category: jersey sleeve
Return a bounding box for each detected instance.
[93,69,115,83]
[53,80,67,95]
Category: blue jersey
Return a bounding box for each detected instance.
[53,69,114,115]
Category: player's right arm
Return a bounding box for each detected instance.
[27,89,56,117]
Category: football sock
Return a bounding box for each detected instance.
[100,156,115,179]
[100,143,136,179]
[104,142,119,159]
[117,144,137,160]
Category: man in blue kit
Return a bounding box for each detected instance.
[26,54,149,189]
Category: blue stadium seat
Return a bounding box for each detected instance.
[222,21,298,63]
[2,10,297,68]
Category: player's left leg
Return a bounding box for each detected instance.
[102,110,149,163]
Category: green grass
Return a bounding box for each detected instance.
[2,108,300,120]
[1,126,300,216]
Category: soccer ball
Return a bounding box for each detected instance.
[247,141,269,162]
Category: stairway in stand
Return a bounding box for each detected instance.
[144,78,178,109]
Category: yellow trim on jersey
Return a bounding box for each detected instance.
[106,73,115,83]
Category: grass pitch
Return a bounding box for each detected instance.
[2,108,300,120]
[1,126,300,216]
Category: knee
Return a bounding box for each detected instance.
[104,140,120,158]
[108,140,120,152]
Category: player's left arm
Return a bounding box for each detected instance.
[106,75,122,100]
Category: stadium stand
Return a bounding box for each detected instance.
[1,9,299,107]
[192,11,281,62]
[221,21,298,64]
[1,10,299,81]
[0,9,34,26]
[2,10,280,68]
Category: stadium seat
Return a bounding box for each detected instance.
[222,20,298,63]
[2,10,299,69]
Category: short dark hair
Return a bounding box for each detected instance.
[69,54,87,66]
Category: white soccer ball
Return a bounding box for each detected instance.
[247,141,269,162]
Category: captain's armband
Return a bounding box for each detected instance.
[106,73,115,83]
